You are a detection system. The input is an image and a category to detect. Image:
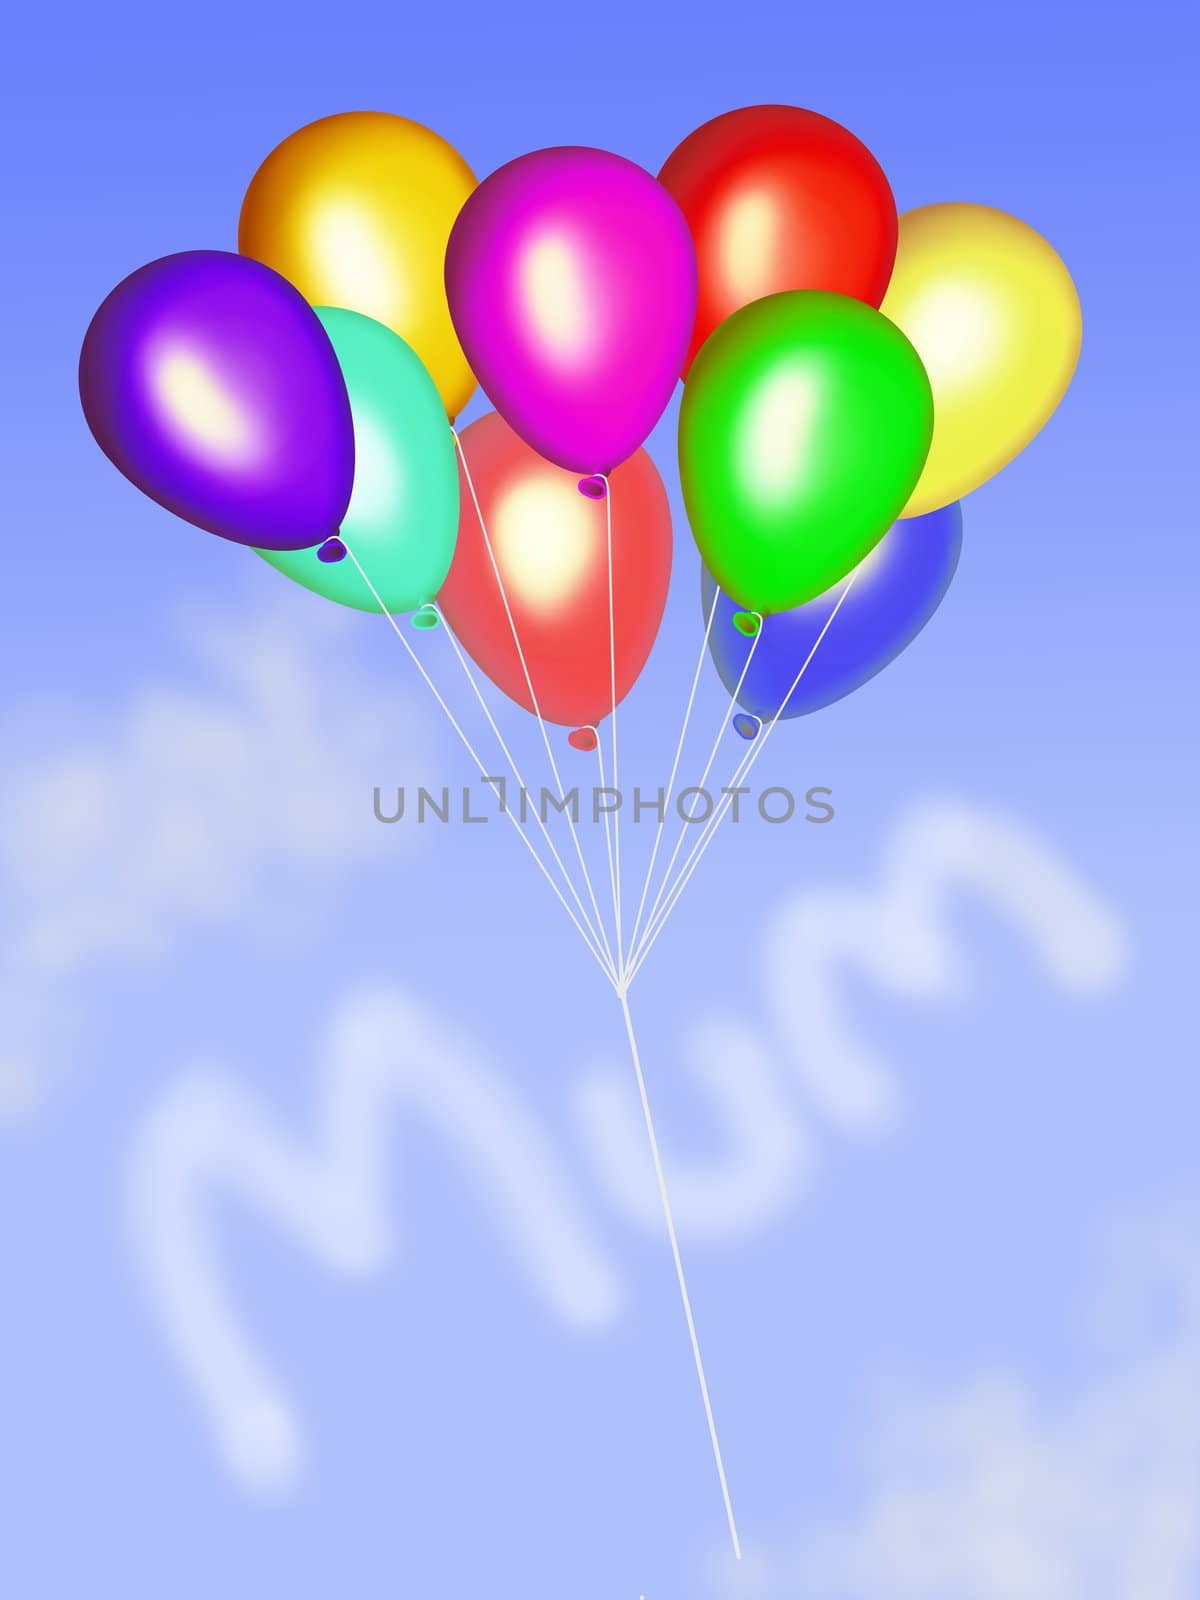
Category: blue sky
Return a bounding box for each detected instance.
[2,3,1197,1596]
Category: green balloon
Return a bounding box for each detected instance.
[257,307,458,612]
[679,291,933,615]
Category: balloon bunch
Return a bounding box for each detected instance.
[78,105,1081,1553]
[78,106,1081,744]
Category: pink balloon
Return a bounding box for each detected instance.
[445,147,697,476]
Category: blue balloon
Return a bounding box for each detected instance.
[701,503,962,720]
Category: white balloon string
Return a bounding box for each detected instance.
[625,580,721,978]
[627,569,861,987]
[594,731,620,969]
[452,429,619,980]
[617,988,742,1560]
[602,474,625,976]
[354,456,742,1559]
[631,609,763,974]
[340,540,618,990]
[434,606,617,979]
[627,737,758,990]
[602,478,740,1559]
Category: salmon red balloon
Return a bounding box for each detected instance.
[659,105,898,373]
[438,412,672,727]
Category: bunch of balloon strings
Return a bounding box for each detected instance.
[78,104,1082,1558]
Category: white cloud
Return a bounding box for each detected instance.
[126,985,623,1496]
[707,1203,1200,1599]
[762,800,1130,1135]
[0,597,435,1122]
[574,800,1128,1245]
[120,799,1134,1503]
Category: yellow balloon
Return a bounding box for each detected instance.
[881,203,1081,517]
[239,112,478,419]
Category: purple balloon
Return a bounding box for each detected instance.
[79,250,354,550]
[445,147,697,476]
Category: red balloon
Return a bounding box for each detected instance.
[438,413,672,729]
[659,105,898,372]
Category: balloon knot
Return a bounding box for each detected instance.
[732,713,761,741]
[732,610,761,637]
[317,536,347,563]
[568,726,599,752]
[411,607,440,631]
[577,475,608,500]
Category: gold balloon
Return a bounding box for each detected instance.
[239,112,478,418]
[881,203,1081,517]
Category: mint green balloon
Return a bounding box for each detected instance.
[680,291,933,615]
[257,307,458,612]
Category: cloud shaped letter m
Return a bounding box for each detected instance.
[763,799,1130,1135]
[127,988,622,1497]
